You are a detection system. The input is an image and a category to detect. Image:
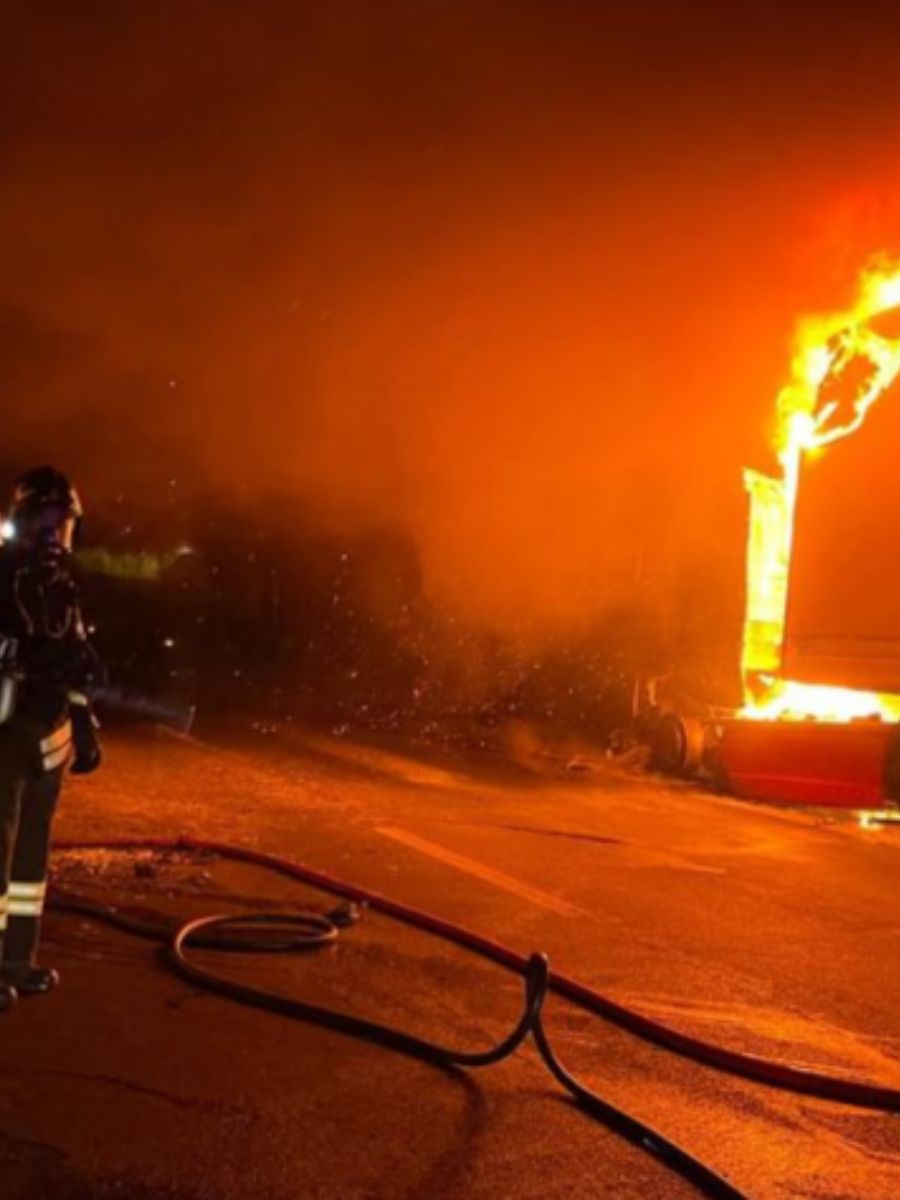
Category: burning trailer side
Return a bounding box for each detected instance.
[656,264,900,808]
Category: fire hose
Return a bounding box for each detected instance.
[50,836,900,1200]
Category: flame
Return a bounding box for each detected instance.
[742,261,900,722]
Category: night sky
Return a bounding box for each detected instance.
[5,1,900,644]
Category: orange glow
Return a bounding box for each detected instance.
[742,262,900,722]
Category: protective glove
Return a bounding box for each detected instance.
[69,692,102,774]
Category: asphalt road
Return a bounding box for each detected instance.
[2,720,900,1199]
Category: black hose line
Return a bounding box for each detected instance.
[49,835,896,1200]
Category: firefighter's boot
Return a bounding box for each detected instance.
[2,963,58,994]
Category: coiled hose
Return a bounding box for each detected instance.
[51,836,900,1200]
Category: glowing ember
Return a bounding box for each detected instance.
[742,262,900,722]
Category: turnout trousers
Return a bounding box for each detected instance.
[0,720,67,968]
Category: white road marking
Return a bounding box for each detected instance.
[376,825,588,917]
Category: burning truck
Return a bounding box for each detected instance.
[657,263,900,807]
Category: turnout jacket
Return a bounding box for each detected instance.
[0,542,99,730]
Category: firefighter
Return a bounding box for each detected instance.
[0,467,102,1009]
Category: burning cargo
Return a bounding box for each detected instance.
[662,263,900,806]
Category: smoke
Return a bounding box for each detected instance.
[6,0,900,712]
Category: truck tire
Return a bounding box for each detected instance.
[649,713,705,777]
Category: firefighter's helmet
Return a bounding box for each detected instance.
[4,466,83,551]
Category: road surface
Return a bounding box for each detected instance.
[2,720,900,1199]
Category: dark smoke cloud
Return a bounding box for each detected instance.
[5,0,900,660]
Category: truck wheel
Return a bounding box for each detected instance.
[649,713,705,777]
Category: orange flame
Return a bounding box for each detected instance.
[742,262,900,722]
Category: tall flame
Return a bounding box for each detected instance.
[742,262,900,722]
